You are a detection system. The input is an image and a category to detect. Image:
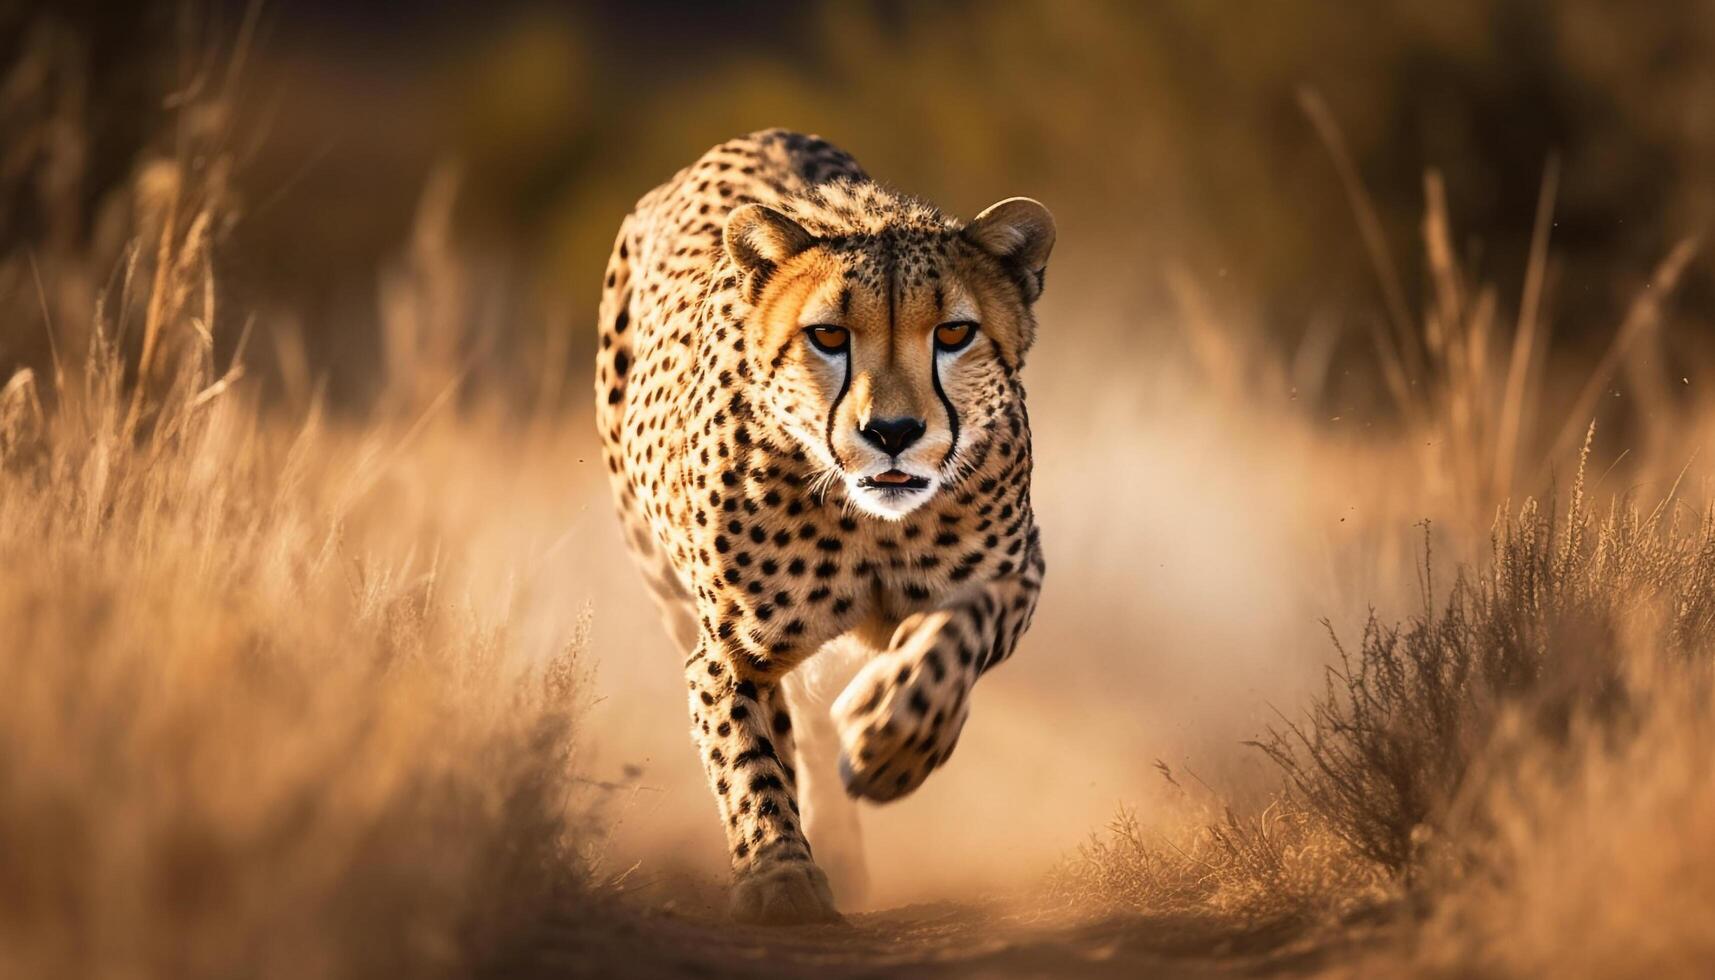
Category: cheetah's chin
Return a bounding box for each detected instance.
[844,473,938,521]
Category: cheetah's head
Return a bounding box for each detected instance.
[725,195,1054,520]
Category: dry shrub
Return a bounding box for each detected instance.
[1058,444,1715,974]
[1255,435,1715,889]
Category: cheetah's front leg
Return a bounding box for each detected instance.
[685,638,840,924]
[832,557,1044,802]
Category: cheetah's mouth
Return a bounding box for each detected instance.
[846,468,938,520]
[857,470,930,492]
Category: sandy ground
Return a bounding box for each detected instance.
[500,895,1385,979]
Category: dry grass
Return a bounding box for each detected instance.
[1054,93,1715,973]
[1058,440,1715,973]
[1421,658,1715,976]
[1048,780,1394,930]
[0,110,596,979]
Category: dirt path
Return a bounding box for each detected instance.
[514,898,1375,978]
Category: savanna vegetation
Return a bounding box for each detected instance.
[5,2,1715,977]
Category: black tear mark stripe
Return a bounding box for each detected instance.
[933,352,960,468]
[823,354,851,469]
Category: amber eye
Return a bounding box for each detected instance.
[804,325,850,354]
[934,320,978,352]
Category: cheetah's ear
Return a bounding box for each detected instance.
[965,197,1056,302]
[725,204,813,274]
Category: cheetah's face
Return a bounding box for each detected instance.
[726,199,1054,520]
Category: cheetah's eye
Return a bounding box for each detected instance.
[804,325,850,354]
[934,321,978,352]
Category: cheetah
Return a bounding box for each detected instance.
[595,130,1052,924]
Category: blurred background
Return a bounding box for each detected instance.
[8,0,1715,410]
[5,0,1714,909]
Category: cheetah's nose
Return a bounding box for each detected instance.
[860,416,927,455]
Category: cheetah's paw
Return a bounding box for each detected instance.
[832,610,970,803]
[729,860,842,925]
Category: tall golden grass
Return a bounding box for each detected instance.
[0,128,595,978]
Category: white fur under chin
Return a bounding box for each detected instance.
[843,473,938,520]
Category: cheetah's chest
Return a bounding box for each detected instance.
[667,411,1029,675]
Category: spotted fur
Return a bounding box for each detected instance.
[596,130,1052,924]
